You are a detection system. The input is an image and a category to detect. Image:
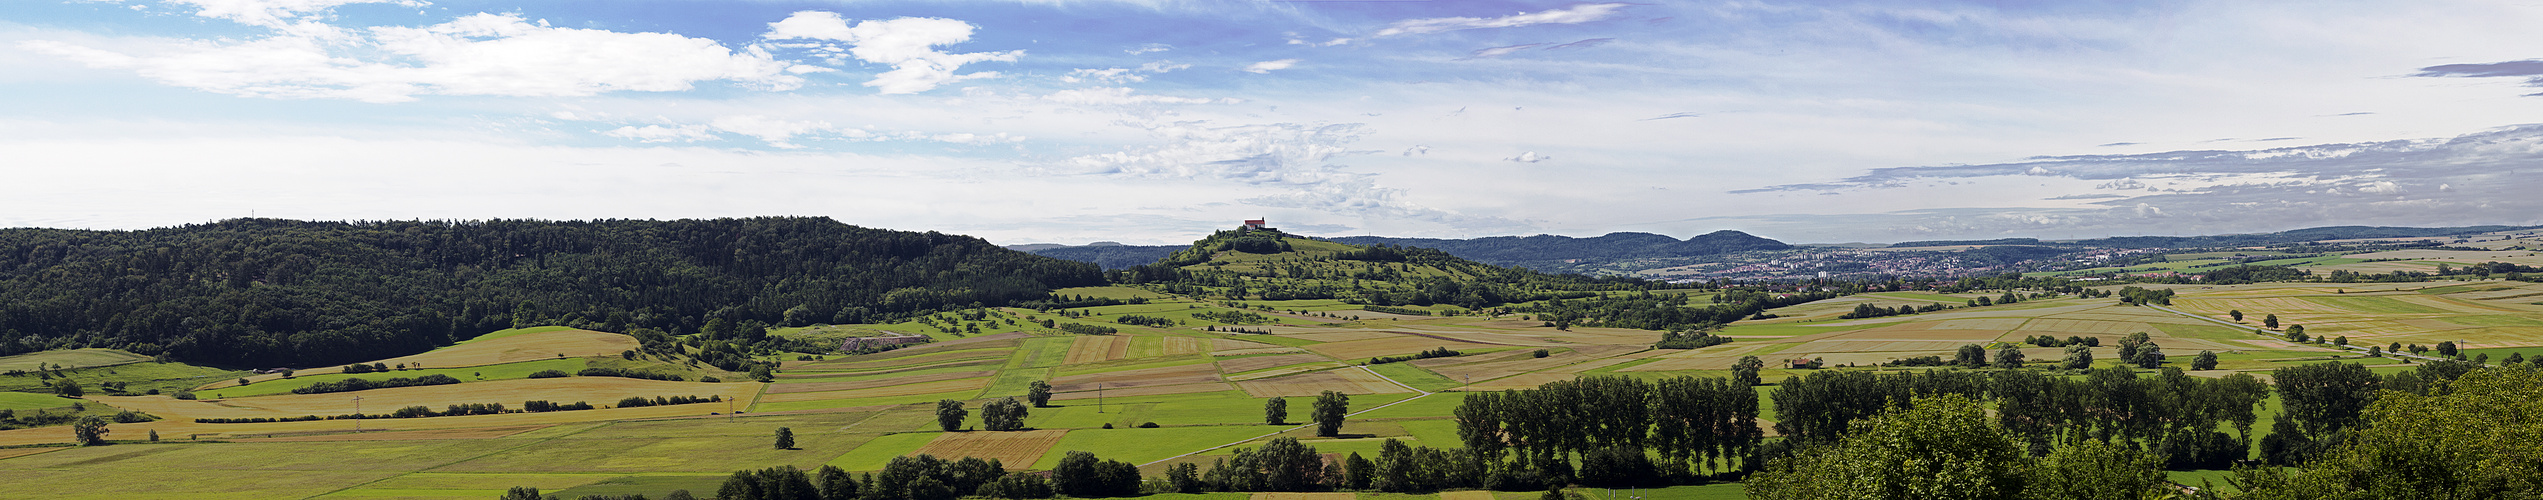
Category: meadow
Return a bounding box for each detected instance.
[1,270,2537,499]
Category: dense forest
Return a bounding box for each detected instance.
[0,217,1103,366]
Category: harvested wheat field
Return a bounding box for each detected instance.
[759,377,991,403]
[1304,336,1490,360]
[776,359,1005,380]
[802,349,1012,372]
[1065,336,1135,365]
[1236,368,1408,397]
[1052,362,1222,392]
[767,370,997,394]
[229,424,551,442]
[1466,372,1574,391]
[914,429,1069,468]
[1050,382,1234,400]
[1216,353,1332,374]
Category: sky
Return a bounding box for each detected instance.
[7,0,2543,245]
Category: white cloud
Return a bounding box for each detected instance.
[604,124,718,143]
[1242,59,1298,74]
[1064,68,1138,84]
[1403,145,1429,156]
[1505,151,1551,163]
[23,12,801,103]
[1465,44,1543,59]
[762,11,1022,94]
[710,115,832,148]
[2357,180,2404,195]
[1043,87,1232,106]
[1370,3,1633,38]
[1126,43,1171,55]
[166,0,425,28]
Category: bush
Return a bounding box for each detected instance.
[1138,422,1159,428]
[576,367,684,381]
[526,370,570,379]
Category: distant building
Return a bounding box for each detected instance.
[1240,219,1274,232]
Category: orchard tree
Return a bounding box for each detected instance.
[937,400,969,432]
[2061,344,2094,370]
[1992,344,2026,369]
[72,416,108,446]
[775,427,795,450]
[982,397,1029,431]
[1733,356,1766,386]
[2265,314,2281,329]
[1747,394,2029,499]
[1954,344,1988,368]
[2230,310,2244,322]
[1027,381,1053,407]
[2192,351,2219,371]
[1264,397,1289,425]
[1312,391,1350,437]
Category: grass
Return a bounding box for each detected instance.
[215,358,590,398]
[1367,363,1461,392]
[442,433,876,473]
[825,431,941,470]
[1030,425,1281,468]
[750,389,984,413]
[455,326,579,345]
[548,475,729,499]
[0,391,86,411]
[0,359,247,395]
[0,348,153,372]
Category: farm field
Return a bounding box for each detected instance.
[2,277,2536,498]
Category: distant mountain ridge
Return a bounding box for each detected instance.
[1890,225,2538,249]
[1015,230,1792,270]
[1327,230,1793,268]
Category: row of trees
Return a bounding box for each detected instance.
[1454,375,1764,481]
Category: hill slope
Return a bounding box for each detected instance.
[1328,230,1791,269]
[0,217,1103,366]
[1111,228,1648,307]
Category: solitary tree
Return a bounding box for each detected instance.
[2230,310,2244,322]
[53,380,82,398]
[1312,391,1350,437]
[2061,344,2094,370]
[1027,380,1053,407]
[1992,344,2026,369]
[1264,397,1289,425]
[937,400,969,432]
[2264,314,2281,329]
[2133,344,2166,369]
[1733,356,1766,386]
[775,427,796,449]
[982,397,1029,431]
[2437,341,2460,357]
[72,416,108,446]
[1954,344,1988,368]
[2192,351,2219,371]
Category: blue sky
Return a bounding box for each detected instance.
[7,0,2543,244]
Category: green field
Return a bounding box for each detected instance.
[215,358,592,398]
[0,392,84,411]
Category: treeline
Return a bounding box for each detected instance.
[1361,305,1430,316]
[1191,310,1272,324]
[289,374,460,394]
[1768,366,2268,469]
[706,450,1144,500]
[0,217,1103,366]
[0,408,155,430]
[1368,347,1460,365]
[1112,315,1177,328]
[196,395,719,423]
[1055,323,1118,335]
[576,367,685,381]
[1520,289,1842,332]
[1653,330,1731,349]
[1451,375,1763,486]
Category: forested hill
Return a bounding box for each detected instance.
[1108,228,1656,307]
[0,217,1103,367]
[1325,230,1791,269]
[1019,243,1181,270]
